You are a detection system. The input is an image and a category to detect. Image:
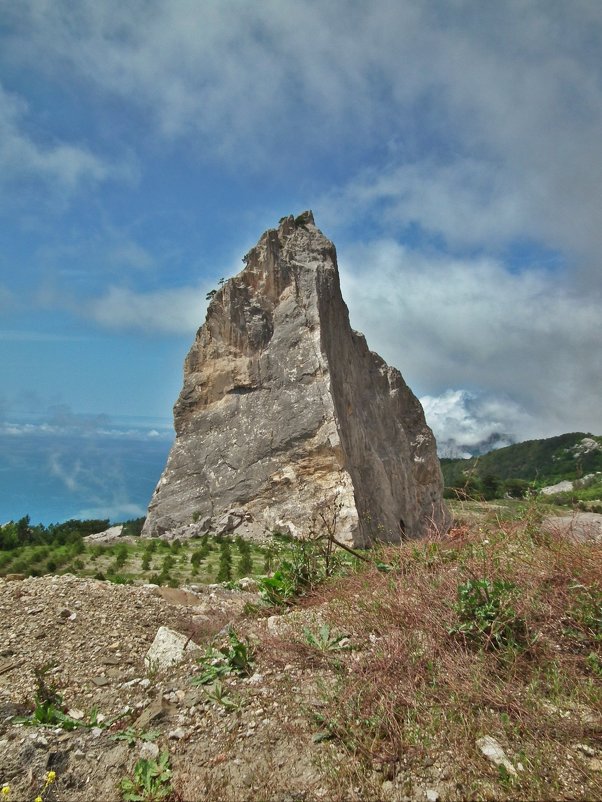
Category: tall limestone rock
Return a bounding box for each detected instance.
[143,212,450,545]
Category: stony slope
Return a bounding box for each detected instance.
[1,509,601,802]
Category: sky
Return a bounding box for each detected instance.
[1,1,601,522]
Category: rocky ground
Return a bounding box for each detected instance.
[0,574,346,802]
[0,574,510,802]
[1,514,601,802]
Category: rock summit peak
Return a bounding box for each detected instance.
[143,213,449,544]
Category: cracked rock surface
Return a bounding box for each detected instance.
[144,211,449,545]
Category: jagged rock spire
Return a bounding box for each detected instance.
[143,212,450,544]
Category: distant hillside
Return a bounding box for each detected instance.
[441,432,602,492]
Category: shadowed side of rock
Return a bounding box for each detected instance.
[142,212,450,545]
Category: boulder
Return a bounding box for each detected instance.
[143,212,450,545]
[144,626,201,671]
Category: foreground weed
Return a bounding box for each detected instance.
[1,770,57,802]
[203,680,243,712]
[565,582,602,644]
[585,651,602,676]
[450,577,528,650]
[303,624,350,653]
[257,569,297,605]
[112,727,160,748]
[120,752,173,802]
[14,664,87,731]
[192,627,254,685]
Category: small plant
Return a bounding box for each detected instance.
[203,680,242,712]
[303,624,350,653]
[119,752,173,801]
[216,539,232,583]
[1,769,58,802]
[565,583,601,643]
[112,727,160,748]
[14,665,122,731]
[237,538,254,577]
[257,569,297,605]
[450,577,528,650]
[192,627,254,685]
[14,664,86,730]
[585,651,602,676]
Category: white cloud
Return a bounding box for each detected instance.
[108,240,155,271]
[2,1,601,446]
[88,284,207,334]
[5,2,602,270]
[75,502,145,522]
[0,83,104,188]
[0,81,132,197]
[421,389,532,457]
[339,240,602,440]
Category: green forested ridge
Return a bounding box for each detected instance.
[441,432,602,500]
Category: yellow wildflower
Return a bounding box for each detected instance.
[1,786,9,797]
[34,797,43,802]
[45,771,56,784]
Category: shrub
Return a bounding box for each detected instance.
[450,577,528,650]
[216,540,232,583]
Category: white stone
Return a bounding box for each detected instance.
[144,626,201,671]
[139,742,160,760]
[85,525,124,543]
[476,735,517,776]
[575,743,596,757]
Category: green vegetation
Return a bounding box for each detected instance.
[0,516,109,551]
[0,520,270,585]
[14,664,105,731]
[192,627,255,686]
[450,577,528,651]
[119,752,173,802]
[303,624,350,654]
[257,530,359,606]
[111,727,160,748]
[441,431,602,508]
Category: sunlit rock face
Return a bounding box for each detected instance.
[143,211,450,545]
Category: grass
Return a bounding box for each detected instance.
[261,506,602,800]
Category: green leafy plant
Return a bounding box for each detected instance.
[257,569,297,605]
[203,680,242,712]
[192,627,254,685]
[14,664,87,730]
[450,577,527,650]
[112,727,160,748]
[303,624,350,653]
[585,651,602,676]
[216,539,232,583]
[119,752,173,801]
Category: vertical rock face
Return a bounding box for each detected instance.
[143,212,450,545]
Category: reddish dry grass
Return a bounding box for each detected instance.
[261,514,602,799]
